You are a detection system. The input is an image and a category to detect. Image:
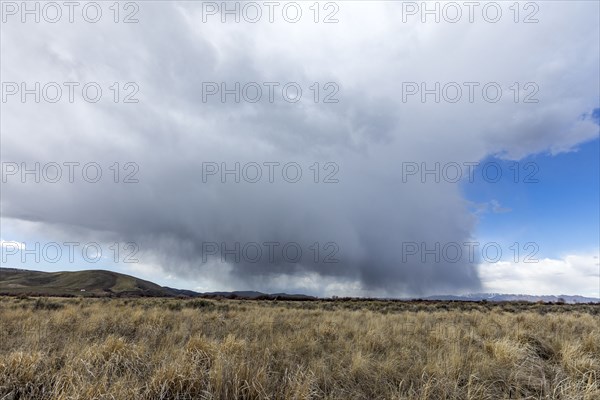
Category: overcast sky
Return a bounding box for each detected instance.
[1,1,599,297]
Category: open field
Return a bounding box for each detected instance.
[0,297,598,399]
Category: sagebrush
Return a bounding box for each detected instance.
[0,297,598,399]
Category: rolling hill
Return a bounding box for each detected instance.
[0,268,313,299]
[0,268,189,297]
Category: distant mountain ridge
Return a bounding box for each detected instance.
[422,293,600,304]
[1,268,598,302]
[201,290,316,300]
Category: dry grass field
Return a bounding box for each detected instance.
[0,297,598,400]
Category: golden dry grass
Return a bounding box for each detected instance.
[0,297,598,399]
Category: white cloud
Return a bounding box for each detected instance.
[0,240,25,251]
[479,253,600,297]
